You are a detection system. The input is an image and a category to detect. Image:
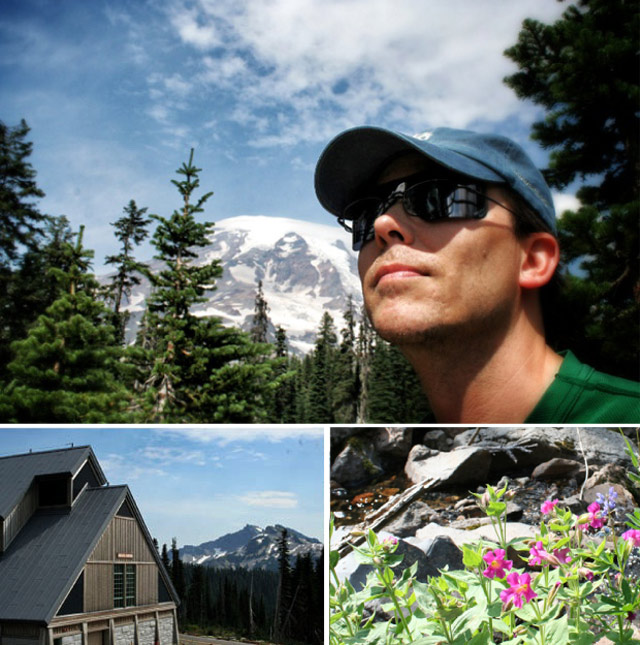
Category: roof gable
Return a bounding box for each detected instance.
[0,446,106,520]
[0,485,127,622]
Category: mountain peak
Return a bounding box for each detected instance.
[108,214,361,355]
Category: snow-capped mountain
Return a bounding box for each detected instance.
[115,215,362,355]
[180,524,322,571]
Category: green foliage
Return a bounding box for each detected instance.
[330,467,640,644]
[0,226,130,422]
[138,149,279,422]
[104,199,151,343]
[0,118,46,267]
[503,0,639,378]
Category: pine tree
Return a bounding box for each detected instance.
[0,226,130,422]
[170,538,186,618]
[273,528,292,642]
[503,0,639,378]
[307,312,338,422]
[104,199,151,343]
[140,149,278,422]
[333,296,360,423]
[0,119,46,268]
[250,279,270,343]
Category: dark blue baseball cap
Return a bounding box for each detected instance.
[314,125,557,234]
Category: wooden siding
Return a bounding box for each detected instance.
[89,516,155,563]
[2,483,37,553]
[84,564,113,612]
[137,564,158,606]
[84,515,159,612]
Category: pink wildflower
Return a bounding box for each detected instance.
[541,499,559,515]
[621,529,640,547]
[500,572,537,609]
[528,541,548,566]
[482,549,513,579]
[580,502,606,530]
[554,547,572,565]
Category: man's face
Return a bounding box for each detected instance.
[357,154,527,346]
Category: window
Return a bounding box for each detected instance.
[114,564,136,608]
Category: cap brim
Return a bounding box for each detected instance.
[314,126,503,217]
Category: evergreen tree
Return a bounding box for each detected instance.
[365,338,432,423]
[140,149,278,422]
[0,215,76,379]
[272,325,297,423]
[273,528,292,642]
[0,226,130,422]
[186,565,206,625]
[161,543,170,571]
[170,538,186,618]
[332,296,360,423]
[503,0,639,378]
[0,119,46,268]
[250,279,270,343]
[104,199,151,343]
[307,312,338,422]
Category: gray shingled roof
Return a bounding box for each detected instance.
[0,446,106,519]
[0,485,127,622]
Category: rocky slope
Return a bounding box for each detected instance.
[107,215,361,355]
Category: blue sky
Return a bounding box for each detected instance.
[0,426,324,547]
[0,0,576,274]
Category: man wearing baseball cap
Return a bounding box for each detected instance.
[315,125,639,423]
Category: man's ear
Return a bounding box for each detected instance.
[518,233,560,289]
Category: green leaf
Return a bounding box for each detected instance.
[462,544,483,568]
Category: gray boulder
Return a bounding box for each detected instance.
[405,445,491,488]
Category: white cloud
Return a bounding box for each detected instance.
[236,490,299,508]
[165,0,567,146]
[154,427,324,444]
[140,446,207,466]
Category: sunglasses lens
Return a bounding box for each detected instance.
[343,198,380,250]
[407,182,485,221]
[341,180,488,250]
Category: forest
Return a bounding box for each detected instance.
[157,530,323,644]
[0,0,637,423]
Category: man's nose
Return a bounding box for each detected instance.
[372,202,416,249]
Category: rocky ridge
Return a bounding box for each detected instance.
[180,523,323,571]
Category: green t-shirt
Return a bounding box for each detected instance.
[525,350,640,423]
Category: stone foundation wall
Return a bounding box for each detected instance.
[158,617,174,645]
[60,634,82,645]
[113,624,135,645]
[137,621,155,645]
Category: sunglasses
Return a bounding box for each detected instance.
[339,176,511,251]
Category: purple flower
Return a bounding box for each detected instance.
[483,549,513,579]
[500,572,537,609]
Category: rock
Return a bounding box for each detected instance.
[330,427,361,452]
[405,445,491,488]
[532,458,585,480]
[422,429,450,451]
[371,427,413,461]
[584,463,630,489]
[452,427,637,470]
[331,437,384,487]
[383,500,437,537]
[334,531,433,590]
[423,536,464,572]
[412,521,538,549]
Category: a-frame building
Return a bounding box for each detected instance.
[0,446,179,645]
